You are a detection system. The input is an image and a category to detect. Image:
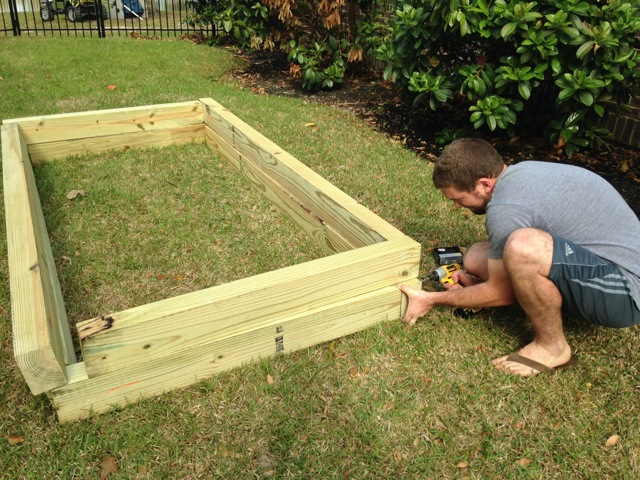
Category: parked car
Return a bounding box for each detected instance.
[40,0,109,22]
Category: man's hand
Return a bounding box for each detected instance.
[398,284,435,326]
[445,269,482,289]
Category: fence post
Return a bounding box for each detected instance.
[8,0,21,36]
[95,0,106,38]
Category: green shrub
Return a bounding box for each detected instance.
[186,0,275,49]
[187,0,389,91]
[376,0,640,153]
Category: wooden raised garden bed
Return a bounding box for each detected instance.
[2,99,421,422]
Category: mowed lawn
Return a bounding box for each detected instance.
[1,36,638,479]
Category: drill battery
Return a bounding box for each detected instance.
[432,246,463,266]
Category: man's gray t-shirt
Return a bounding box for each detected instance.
[486,161,640,308]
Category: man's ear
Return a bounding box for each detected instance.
[476,177,496,194]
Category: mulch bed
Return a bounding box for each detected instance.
[229,50,640,217]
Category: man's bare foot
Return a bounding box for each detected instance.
[492,342,573,377]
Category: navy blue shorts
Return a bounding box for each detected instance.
[548,236,640,328]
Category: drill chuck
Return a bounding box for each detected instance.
[428,263,461,284]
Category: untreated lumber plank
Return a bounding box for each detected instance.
[205,125,354,254]
[78,237,421,377]
[1,124,71,394]
[52,280,421,422]
[28,124,205,162]
[201,98,405,247]
[4,101,204,145]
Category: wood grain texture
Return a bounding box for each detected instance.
[28,124,205,162]
[5,101,204,145]
[1,124,70,394]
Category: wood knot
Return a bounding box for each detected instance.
[78,315,115,341]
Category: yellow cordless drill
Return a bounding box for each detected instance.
[428,263,480,318]
[428,263,461,286]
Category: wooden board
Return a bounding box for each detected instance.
[205,125,354,254]
[28,124,205,162]
[51,279,421,422]
[201,98,402,248]
[78,238,420,377]
[4,101,204,145]
[1,124,71,394]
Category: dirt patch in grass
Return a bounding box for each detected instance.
[231,50,640,217]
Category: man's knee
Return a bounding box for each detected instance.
[503,228,553,272]
[463,242,489,279]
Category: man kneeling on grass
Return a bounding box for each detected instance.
[399,138,640,377]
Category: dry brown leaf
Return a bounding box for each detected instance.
[267,374,274,384]
[515,458,532,467]
[66,189,86,200]
[5,435,25,445]
[620,161,630,172]
[555,136,566,148]
[289,63,301,77]
[349,366,359,378]
[100,456,119,480]
[394,451,402,461]
[605,435,620,447]
[456,461,469,469]
[347,48,363,63]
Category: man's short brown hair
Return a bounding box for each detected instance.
[432,138,504,192]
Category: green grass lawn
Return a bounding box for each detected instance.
[1,36,639,479]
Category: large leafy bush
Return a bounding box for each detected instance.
[376,0,640,153]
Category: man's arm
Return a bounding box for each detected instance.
[399,259,516,326]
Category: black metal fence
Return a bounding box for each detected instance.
[1,0,213,38]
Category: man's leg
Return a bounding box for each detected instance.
[457,242,490,287]
[492,228,572,377]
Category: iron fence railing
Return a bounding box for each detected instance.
[1,0,213,38]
